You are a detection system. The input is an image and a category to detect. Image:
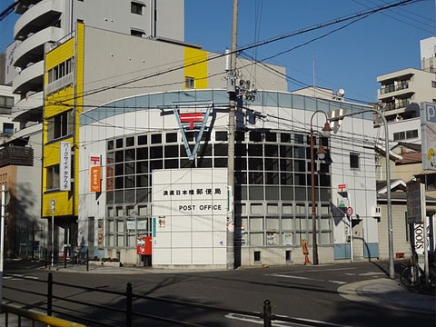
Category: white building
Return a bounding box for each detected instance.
[376,37,436,145]
[6,0,185,127]
[79,86,378,267]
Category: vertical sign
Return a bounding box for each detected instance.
[90,155,101,193]
[90,166,101,192]
[59,142,71,191]
[421,102,436,170]
[407,180,424,224]
[97,219,104,249]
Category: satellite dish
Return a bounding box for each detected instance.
[336,89,345,97]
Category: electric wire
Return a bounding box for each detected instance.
[43,0,422,107]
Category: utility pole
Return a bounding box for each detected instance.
[0,184,6,306]
[226,0,238,270]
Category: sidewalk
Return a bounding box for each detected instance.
[338,278,435,314]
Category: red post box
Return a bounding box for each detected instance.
[137,236,152,255]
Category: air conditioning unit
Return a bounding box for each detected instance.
[371,206,382,217]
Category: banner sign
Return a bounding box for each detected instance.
[421,102,436,170]
[90,166,101,192]
[59,142,71,191]
[407,180,423,224]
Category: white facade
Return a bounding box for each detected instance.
[79,89,378,268]
[420,36,436,73]
[0,85,20,141]
[377,37,436,143]
[6,0,185,124]
[152,168,228,268]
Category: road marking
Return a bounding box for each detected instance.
[4,274,39,281]
[358,272,385,276]
[225,312,354,327]
[267,274,347,285]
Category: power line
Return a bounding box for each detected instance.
[48,0,422,106]
[0,0,23,22]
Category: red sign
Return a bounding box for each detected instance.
[346,206,354,217]
[180,112,204,129]
[90,156,100,165]
[338,184,346,191]
[90,166,101,192]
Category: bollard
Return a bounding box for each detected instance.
[64,248,67,269]
[47,273,53,316]
[263,299,272,327]
[126,282,133,327]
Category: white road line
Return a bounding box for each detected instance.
[271,274,313,280]
[225,312,354,327]
[268,274,346,285]
[4,274,39,280]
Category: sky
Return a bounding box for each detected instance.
[184,0,436,103]
[1,0,435,104]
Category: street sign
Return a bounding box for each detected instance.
[346,206,354,217]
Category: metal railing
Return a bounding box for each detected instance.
[1,303,86,327]
[2,272,344,327]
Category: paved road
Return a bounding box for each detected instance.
[1,259,435,326]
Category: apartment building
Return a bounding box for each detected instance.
[4,0,185,260]
[376,37,436,259]
[6,0,185,127]
[376,37,436,145]
[1,52,41,259]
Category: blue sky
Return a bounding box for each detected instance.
[1,0,435,103]
[185,0,435,103]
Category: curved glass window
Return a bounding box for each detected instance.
[105,129,331,248]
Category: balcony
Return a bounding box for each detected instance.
[12,61,44,95]
[14,0,63,41]
[45,73,74,95]
[11,91,43,123]
[14,0,42,15]
[383,99,411,111]
[379,80,410,95]
[13,26,63,68]
[0,146,34,168]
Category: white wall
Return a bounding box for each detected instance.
[152,168,227,267]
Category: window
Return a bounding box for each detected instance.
[394,129,418,141]
[131,2,144,15]
[46,165,60,190]
[405,129,418,139]
[47,110,74,141]
[426,174,436,191]
[350,153,360,169]
[0,96,14,109]
[47,58,74,84]
[3,123,14,135]
[131,29,145,37]
[185,77,195,89]
[393,131,405,141]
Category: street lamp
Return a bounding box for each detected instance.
[310,110,332,265]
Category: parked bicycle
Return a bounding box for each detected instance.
[400,247,436,288]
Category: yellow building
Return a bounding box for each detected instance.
[42,23,84,254]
